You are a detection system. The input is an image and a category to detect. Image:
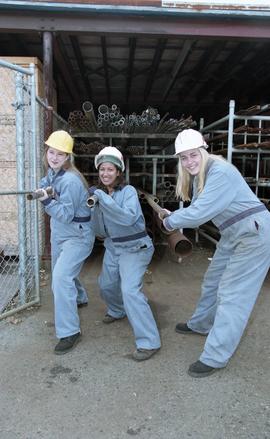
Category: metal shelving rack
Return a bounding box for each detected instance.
[197,99,270,245]
[72,131,178,202]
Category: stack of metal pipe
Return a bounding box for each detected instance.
[155,114,196,133]
[67,102,196,135]
[97,104,125,132]
[73,141,106,154]
[156,181,176,202]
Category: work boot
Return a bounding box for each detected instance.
[54,332,81,355]
[132,348,159,361]
[188,360,217,378]
[175,322,194,334]
[102,314,125,324]
[77,302,88,308]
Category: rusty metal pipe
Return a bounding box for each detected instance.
[138,188,192,257]
[27,186,54,200]
[166,229,193,257]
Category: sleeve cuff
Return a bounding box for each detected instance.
[163,216,175,231]
[42,197,53,206]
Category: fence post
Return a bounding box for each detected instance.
[15,72,27,305]
[29,63,41,302]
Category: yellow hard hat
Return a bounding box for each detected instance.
[45,130,74,154]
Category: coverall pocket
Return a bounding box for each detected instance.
[244,216,262,239]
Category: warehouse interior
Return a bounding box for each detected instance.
[0,2,270,251]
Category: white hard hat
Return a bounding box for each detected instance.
[94,146,125,171]
[174,129,208,155]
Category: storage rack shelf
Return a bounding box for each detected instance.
[72,132,178,201]
[197,99,270,245]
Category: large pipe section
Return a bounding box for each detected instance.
[137,188,192,257]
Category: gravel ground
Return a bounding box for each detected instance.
[0,243,270,439]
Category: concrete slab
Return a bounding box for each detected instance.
[0,244,269,439]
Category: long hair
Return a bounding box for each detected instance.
[43,148,89,189]
[175,148,225,201]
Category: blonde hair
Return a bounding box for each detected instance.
[175,148,225,201]
[44,148,89,189]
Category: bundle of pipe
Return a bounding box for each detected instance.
[125,145,145,156]
[156,181,176,202]
[155,114,196,134]
[68,110,85,131]
[97,104,126,133]
[68,110,96,133]
[74,141,106,154]
[68,104,195,135]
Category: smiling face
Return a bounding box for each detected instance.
[98,162,120,193]
[179,148,202,176]
[47,147,68,171]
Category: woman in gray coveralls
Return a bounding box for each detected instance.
[160,128,270,378]
[38,130,95,355]
[90,146,161,361]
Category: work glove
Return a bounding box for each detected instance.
[158,208,171,220]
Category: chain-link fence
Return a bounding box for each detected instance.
[0,59,67,319]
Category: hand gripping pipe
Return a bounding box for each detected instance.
[137,188,192,257]
[26,186,54,200]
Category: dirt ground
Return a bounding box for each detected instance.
[0,238,270,439]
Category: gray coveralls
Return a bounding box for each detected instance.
[92,185,161,350]
[164,159,270,368]
[40,169,95,339]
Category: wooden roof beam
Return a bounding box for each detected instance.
[53,34,81,107]
[70,35,92,101]
[126,37,136,104]
[101,36,110,104]
[162,39,193,103]
[144,38,166,103]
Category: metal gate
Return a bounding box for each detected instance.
[0,58,67,319]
